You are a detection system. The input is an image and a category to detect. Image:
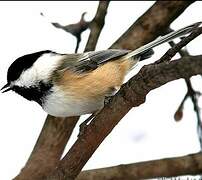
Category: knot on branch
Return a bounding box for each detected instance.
[119,85,146,108]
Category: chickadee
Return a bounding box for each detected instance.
[1,23,200,117]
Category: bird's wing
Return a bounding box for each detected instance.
[59,49,130,73]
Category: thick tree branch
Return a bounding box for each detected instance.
[47,55,202,180]
[14,116,79,180]
[77,152,202,180]
[84,1,110,52]
[110,1,194,50]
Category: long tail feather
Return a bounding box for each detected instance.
[123,22,202,59]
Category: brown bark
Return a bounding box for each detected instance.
[14,116,79,180]
[77,152,202,180]
[46,55,202,180]
[110,1,194,50]
[84,1,110,52]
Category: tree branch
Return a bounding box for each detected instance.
[157,24,202,63]
[84,1,110,52]
[110,1,194,50]
[164,28,202,148]
[47,55,202,180]
[14,116,79,180]
[41,12,90,53]
[77,152,202,180]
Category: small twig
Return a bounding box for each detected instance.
[174,93,189,121]
[41,12,90,53]
[84,1,110,52]
[186,79,202,149]
[166,28,202,149]
[156,26,202,63]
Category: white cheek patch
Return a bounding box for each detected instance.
[13,53,64,87]
[13,68,37,87]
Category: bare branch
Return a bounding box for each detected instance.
[84,1,110,52]
[165,28,202,148]
[110,1,194,50]
[14,116,79,180]
[41,12,90,53]
[157,25,202,63]
[46,55,202,180]
[186,79,202,148]
[77,152,202,180]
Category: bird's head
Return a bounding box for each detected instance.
[1,50,62,105]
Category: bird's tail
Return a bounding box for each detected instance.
[123,22,202,60]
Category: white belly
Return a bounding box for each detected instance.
[42,86,104,117]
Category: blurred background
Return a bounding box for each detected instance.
[0,1,202,180]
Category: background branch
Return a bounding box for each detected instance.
[163,26,202,149]
[84,1,110,52]
[77,152,202,180]
[110,1,194,49]
[41,12,90,53]
[14,116,79,180]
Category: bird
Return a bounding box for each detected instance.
[1,22,200,118]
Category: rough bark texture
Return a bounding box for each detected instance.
[84,1,110,52]
[14,116,79,180]
[47,55,202,180]
[110,1,194,50]
[77,152,202,180]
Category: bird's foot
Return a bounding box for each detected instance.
[78,113,95,137]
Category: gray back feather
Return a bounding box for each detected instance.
[58,49,130,73]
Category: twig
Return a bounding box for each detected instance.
[84,1,110,52]
[41,12,90,53]
[165,28,202,149]
[186,79,202,149]
[14,116,79,180]
[156,25,202,63]
[174,93,189,121]
[110,1,194,50]
[77,152,202,180]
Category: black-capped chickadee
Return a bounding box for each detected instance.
[1,22,200,117]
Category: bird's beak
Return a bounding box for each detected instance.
[1,83,12,93]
